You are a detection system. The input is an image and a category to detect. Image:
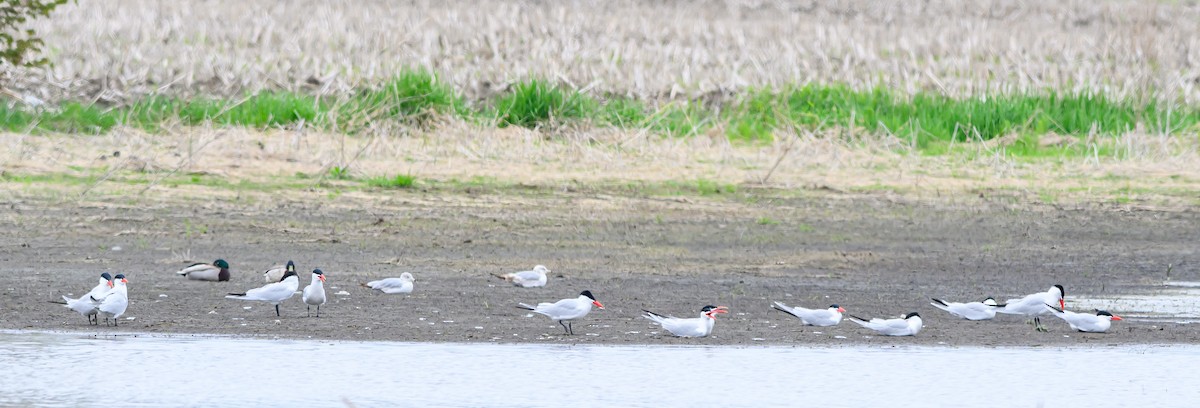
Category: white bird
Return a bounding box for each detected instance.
[492,265,550,288]
[262,264,287,283]
[1045,305,1122,333]
[995,284,1066,332]
[226,261,299,316]
[929,297,1003,321]
[176,259,231,282]
[771,302,845,326]
[94,274,129,327]
[847,312,923,336]
[303,269,327,317]
[517,290,605,335]
[363,273,415,294]
[58,272,113,325]
[643,305,729,338]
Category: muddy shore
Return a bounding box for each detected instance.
[1,189,1196,346]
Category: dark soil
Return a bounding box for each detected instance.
[2,188,1196,346]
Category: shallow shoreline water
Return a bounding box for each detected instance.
[3,331,1197,407]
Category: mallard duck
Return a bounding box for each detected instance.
[262,264,288,283]
[176,259,231,282]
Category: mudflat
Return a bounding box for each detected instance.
[3,188,1195,346]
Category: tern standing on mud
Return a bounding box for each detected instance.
[58,272,113,325]
[303,269,327,317]
[995,285,1065,332]
[226,261,299,317]
[95,274,130,327]
[518,290,604,335]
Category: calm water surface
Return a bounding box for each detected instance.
[2,331,1196,407]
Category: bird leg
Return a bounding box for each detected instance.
[316,305,321,318]
[559,320,570,335]
[307,305,311,317]
[568,321,575,335]
[275,304,281,317]
[1035,317,1047,332]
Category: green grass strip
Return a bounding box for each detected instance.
[3,72,1199,158]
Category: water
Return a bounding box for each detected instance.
[2,331,1198,407]
[1073,281,1200,323]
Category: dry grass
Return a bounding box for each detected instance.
[2,124,1198,208]
[7,0,1200,105]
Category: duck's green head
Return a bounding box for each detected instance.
[214,259,230,269]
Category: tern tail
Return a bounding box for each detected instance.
[930,298,948,307]
[516,303,536,310]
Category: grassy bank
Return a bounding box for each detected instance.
[3,70,1198,158]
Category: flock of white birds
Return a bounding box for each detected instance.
[59,260,1122,338]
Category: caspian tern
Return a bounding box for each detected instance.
[492,265,550,288]
[847,312,923,336]
[262,264,287,283]
[517,290,604,335]
[929,297,1003,321]
[176,259,231,282]
[771,302,845,326]
[226,261,299,316]
[94,274,129,327]
[363,273,415,294]
[643,305,729,338]
[57,272,113,325]
[302,269,327,317]
[1044,304,1122,333]
[994,285,1065,332]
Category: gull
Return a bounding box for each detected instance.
[492,265,550,288]
[363,273,415,294]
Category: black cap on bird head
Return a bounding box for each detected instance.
[1096,310,1114,317]
[286,261,296,272]
[905,312,921,319]
[113,274,126,279]
[701,305,719,312]
[580,290,596,300]
[828,304,840,309]
[214,259,230,269]
[312,269,324,275]
[100,272,113,280]
[1053,284,1065,297]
